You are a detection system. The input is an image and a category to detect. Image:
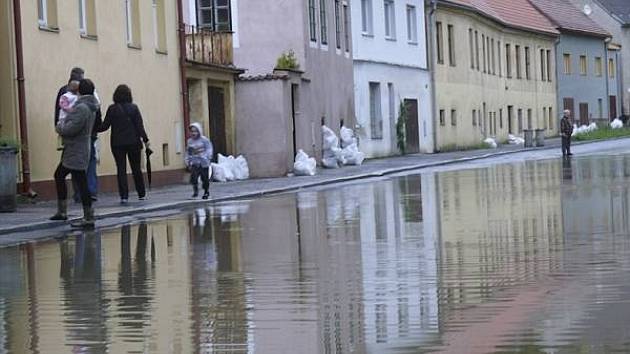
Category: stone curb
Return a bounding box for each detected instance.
[0,137,613,236]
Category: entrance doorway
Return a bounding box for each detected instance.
[579,103,589,126]
[403,99,420,154]
[208,86,226,159]
[507,106,514,134]
[291,84,300,157]
[610,95,617,120]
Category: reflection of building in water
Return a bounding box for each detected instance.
[435,160,564,308]
[562,156,630,236]
[358,176,440,352]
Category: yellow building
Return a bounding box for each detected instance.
[432,0,559,150]
[0,0,238,198]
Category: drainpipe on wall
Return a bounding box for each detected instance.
[427,0,438,153]
[554,37,561,126]
[604,38,611,120]
[176,0,191,138]
[12,0,34,197]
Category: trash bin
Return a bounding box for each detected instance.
[523,129,534,148]
[535,129,545,147]
[0,146,18,212]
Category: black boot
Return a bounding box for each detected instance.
[49,200,68,221]
[202,190,209,200]
[71,204,95,229]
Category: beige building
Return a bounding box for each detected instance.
[0,0,238,198]
[431,0,559,150]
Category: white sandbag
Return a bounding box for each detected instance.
[212,163,227,182]
[508,134,524,145]
[234,155,250,180]
[322,125,339,150]
[341,143,365,165]
[611,118,624,129]
[483,138,498,149]
[321,125,342,168]
[294,149,317,176]
[340,126,357,148]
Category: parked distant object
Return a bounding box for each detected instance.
[483,138,498,149]
[275,50,300,70]
[611,119,624,129]
[294,150,317,176]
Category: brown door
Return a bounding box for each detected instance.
[563,97,575,120]
[208,86,226,159]
[579,103,589,126]
[404,99,420,154]
[610,95,617,120]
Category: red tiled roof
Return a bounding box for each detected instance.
[442,0,560,35]
[529,0,610,37]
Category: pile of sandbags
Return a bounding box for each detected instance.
[339,126,365,165]
[483,137,498,149]
[294,149,317,176]
[572,123,598,136]
[611,118,624,129]
[508,134,525,145]
[211,154,250,182]
[321,125,344,168]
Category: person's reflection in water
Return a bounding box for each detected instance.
[117,223,155,336]
[59,230,108,352]
[562,157,573,181]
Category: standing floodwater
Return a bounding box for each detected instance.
[3,155,630,353]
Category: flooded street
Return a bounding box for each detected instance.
[4,153,630,353]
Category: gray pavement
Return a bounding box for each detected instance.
[0,136,623,241]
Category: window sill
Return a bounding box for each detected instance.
[127,44,142,50]
[321,44,329,51]
[38,25,59,33]
[336,48,342,55]
[408,41,418,46]
[155,49,168,55]
[309,40,318,48]
[385,37,397,42]
[80,34,98,41]
[362,32,374,38]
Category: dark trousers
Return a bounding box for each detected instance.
[190,165,210,191]
[112,145,145,199]
[73,142,98,201]
[55,163,91,207]
[562,135,572,155]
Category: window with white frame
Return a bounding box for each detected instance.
[198,0,231,31]
[38,0,58,29]
[79,0,86,34]
[361,0,373,35]
[309,0,317,41]
[78,0,97,37]
[343,2,350,52]
[406,5,417,43]
[369,82,383,139]
[384,0,396,39]
[320,0,328,45]
[153,0,167,52]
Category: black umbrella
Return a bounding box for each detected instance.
[145,147,154,188]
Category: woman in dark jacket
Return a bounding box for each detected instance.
[99,85,149,204]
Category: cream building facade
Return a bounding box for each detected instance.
[0,0,238,198]
[432,1,559,150]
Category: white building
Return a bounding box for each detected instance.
[352,0,434,156]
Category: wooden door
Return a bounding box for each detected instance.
[610,95,617,120]
[404,99,420,154]
[291,84,299,157]
[508,106,514,134]
[579,103,589,126]
[208,86,226,159]
[563,97,575,120]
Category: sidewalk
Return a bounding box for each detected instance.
[0,136,601,237]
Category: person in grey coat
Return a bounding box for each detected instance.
[50,79,99,228]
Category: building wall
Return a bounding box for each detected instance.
[19,0,183,183]
[434,7,557,149]
[351,0,434,156]
[565,0,629,115]
[556,34,609,122]
[233,0,355,175]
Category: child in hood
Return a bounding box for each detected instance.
[185,122,213,199]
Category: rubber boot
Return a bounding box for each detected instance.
[71,204,95,229]
[49,200,68,221]
[202,189,209,200]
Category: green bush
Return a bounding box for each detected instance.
[439,142,495,153]
[275,50,300,70]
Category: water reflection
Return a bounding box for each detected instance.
[4,155,630,352]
